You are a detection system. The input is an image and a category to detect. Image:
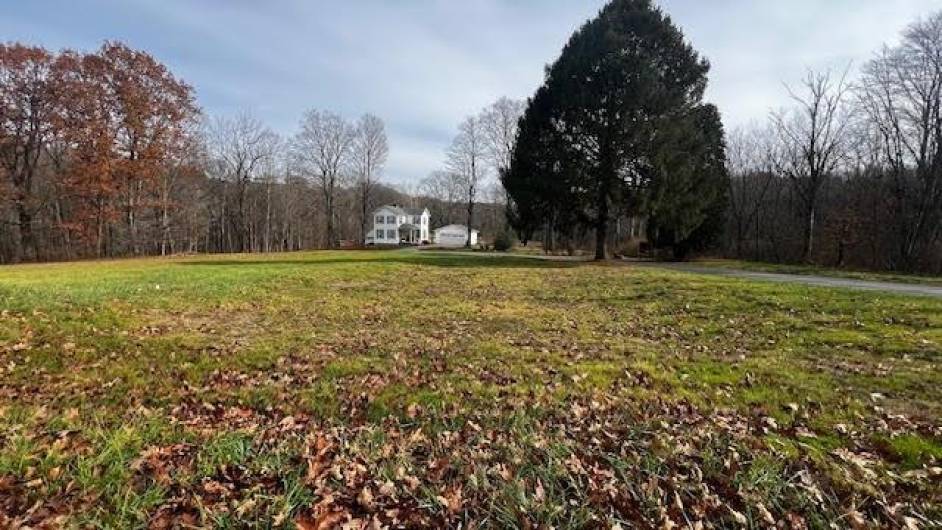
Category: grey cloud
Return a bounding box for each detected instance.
[2,0,939,184]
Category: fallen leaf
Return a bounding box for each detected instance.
[436,486,463,515]
[847,510,867,530]
[357,486,375,511]
[296,511,347,530]
[728,506,747,526]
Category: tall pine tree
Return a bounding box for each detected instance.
[503,85,582,250]
[506,0,724,259]
[646,104,729,260]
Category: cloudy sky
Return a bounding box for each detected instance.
[3,0,940,184]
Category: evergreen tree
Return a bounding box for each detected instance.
[646,104,729,260]
[503,85,582,250]
[507,0,721,259]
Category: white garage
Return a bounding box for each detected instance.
[433,224,479,248]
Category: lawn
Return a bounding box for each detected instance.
[0,250,940,528]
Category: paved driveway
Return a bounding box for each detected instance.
[633,262,942,298]
[414,250,942,298]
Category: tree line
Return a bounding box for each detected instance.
[7,3,942,273]
[500,1,942,273]
[726,11,942,273]
[0,42,199,262]
[0,42,519,264]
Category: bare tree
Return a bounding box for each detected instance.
[480,97,525,229]
[860,12,942,269]
[207,112,278,253]
[772,68,853,262]
[257,141,286,253]
[480,98,525,175]
[0,44,59,262]
[352,114,388,244]
[293,110,355,249]
[419,170,463,228]
[159,128,203,256]
[726,123,777,258]
[446,116,487,247]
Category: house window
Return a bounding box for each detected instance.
[413,215,420,225]
[376,230,384,240]
[386,216,395,224]
[387,230,396,240]
[376,215,384,224]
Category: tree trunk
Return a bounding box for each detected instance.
[96,203,105,259]
[238,181,247,253]
[161,206,170,256]
[55,199,73,260]
[325,188,336,249]
[126,179,143,256]
[734,217,744,258]
[265,179,272,253]
[360,185,368,246]
[466,199,474,248]
[594,184,610,261]
[15,202,36,262]
[802,203,815,263]
[160,177,171,256]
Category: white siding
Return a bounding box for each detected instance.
[371,207,398,244]
[367,207,431,244]
[434,225,478,247]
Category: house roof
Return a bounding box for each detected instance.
[434,224,479,234]
[376,205,428,216]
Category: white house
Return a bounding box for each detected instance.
[433,224,479,248]
[367,205,430,245]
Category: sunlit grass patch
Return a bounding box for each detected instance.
[879,434,942,469]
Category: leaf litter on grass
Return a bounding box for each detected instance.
[0,251,940,528]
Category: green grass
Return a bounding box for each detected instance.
[0,250,940,528]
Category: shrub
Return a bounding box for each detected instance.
[493,231,515,252]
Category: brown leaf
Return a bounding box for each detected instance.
[357,486,375,511]
[306,434,334,483]
[847,511,867,530]
[756,503,775,525]
[436,486,463,515]
[378,480,396,498]
[296,511,347,530]
[727,506,747,526]
[533,479,545,504]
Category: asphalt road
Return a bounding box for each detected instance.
[633,262,942,299]
[416,249,942,298]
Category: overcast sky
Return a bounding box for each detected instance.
[3,0,940,185]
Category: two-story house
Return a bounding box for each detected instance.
[367,205,430,245]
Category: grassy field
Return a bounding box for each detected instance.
[0,251,940,529]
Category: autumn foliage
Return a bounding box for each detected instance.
[0,41,199,261]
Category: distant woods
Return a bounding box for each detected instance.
[0,39,519,264]
[6,2,942,273]
[500,0,942,272]
[727,11,942,273]
[0,42,199,262]
[0,41,402,263]
[430,97,527,248]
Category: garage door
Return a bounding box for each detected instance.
[437,233,466,246]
